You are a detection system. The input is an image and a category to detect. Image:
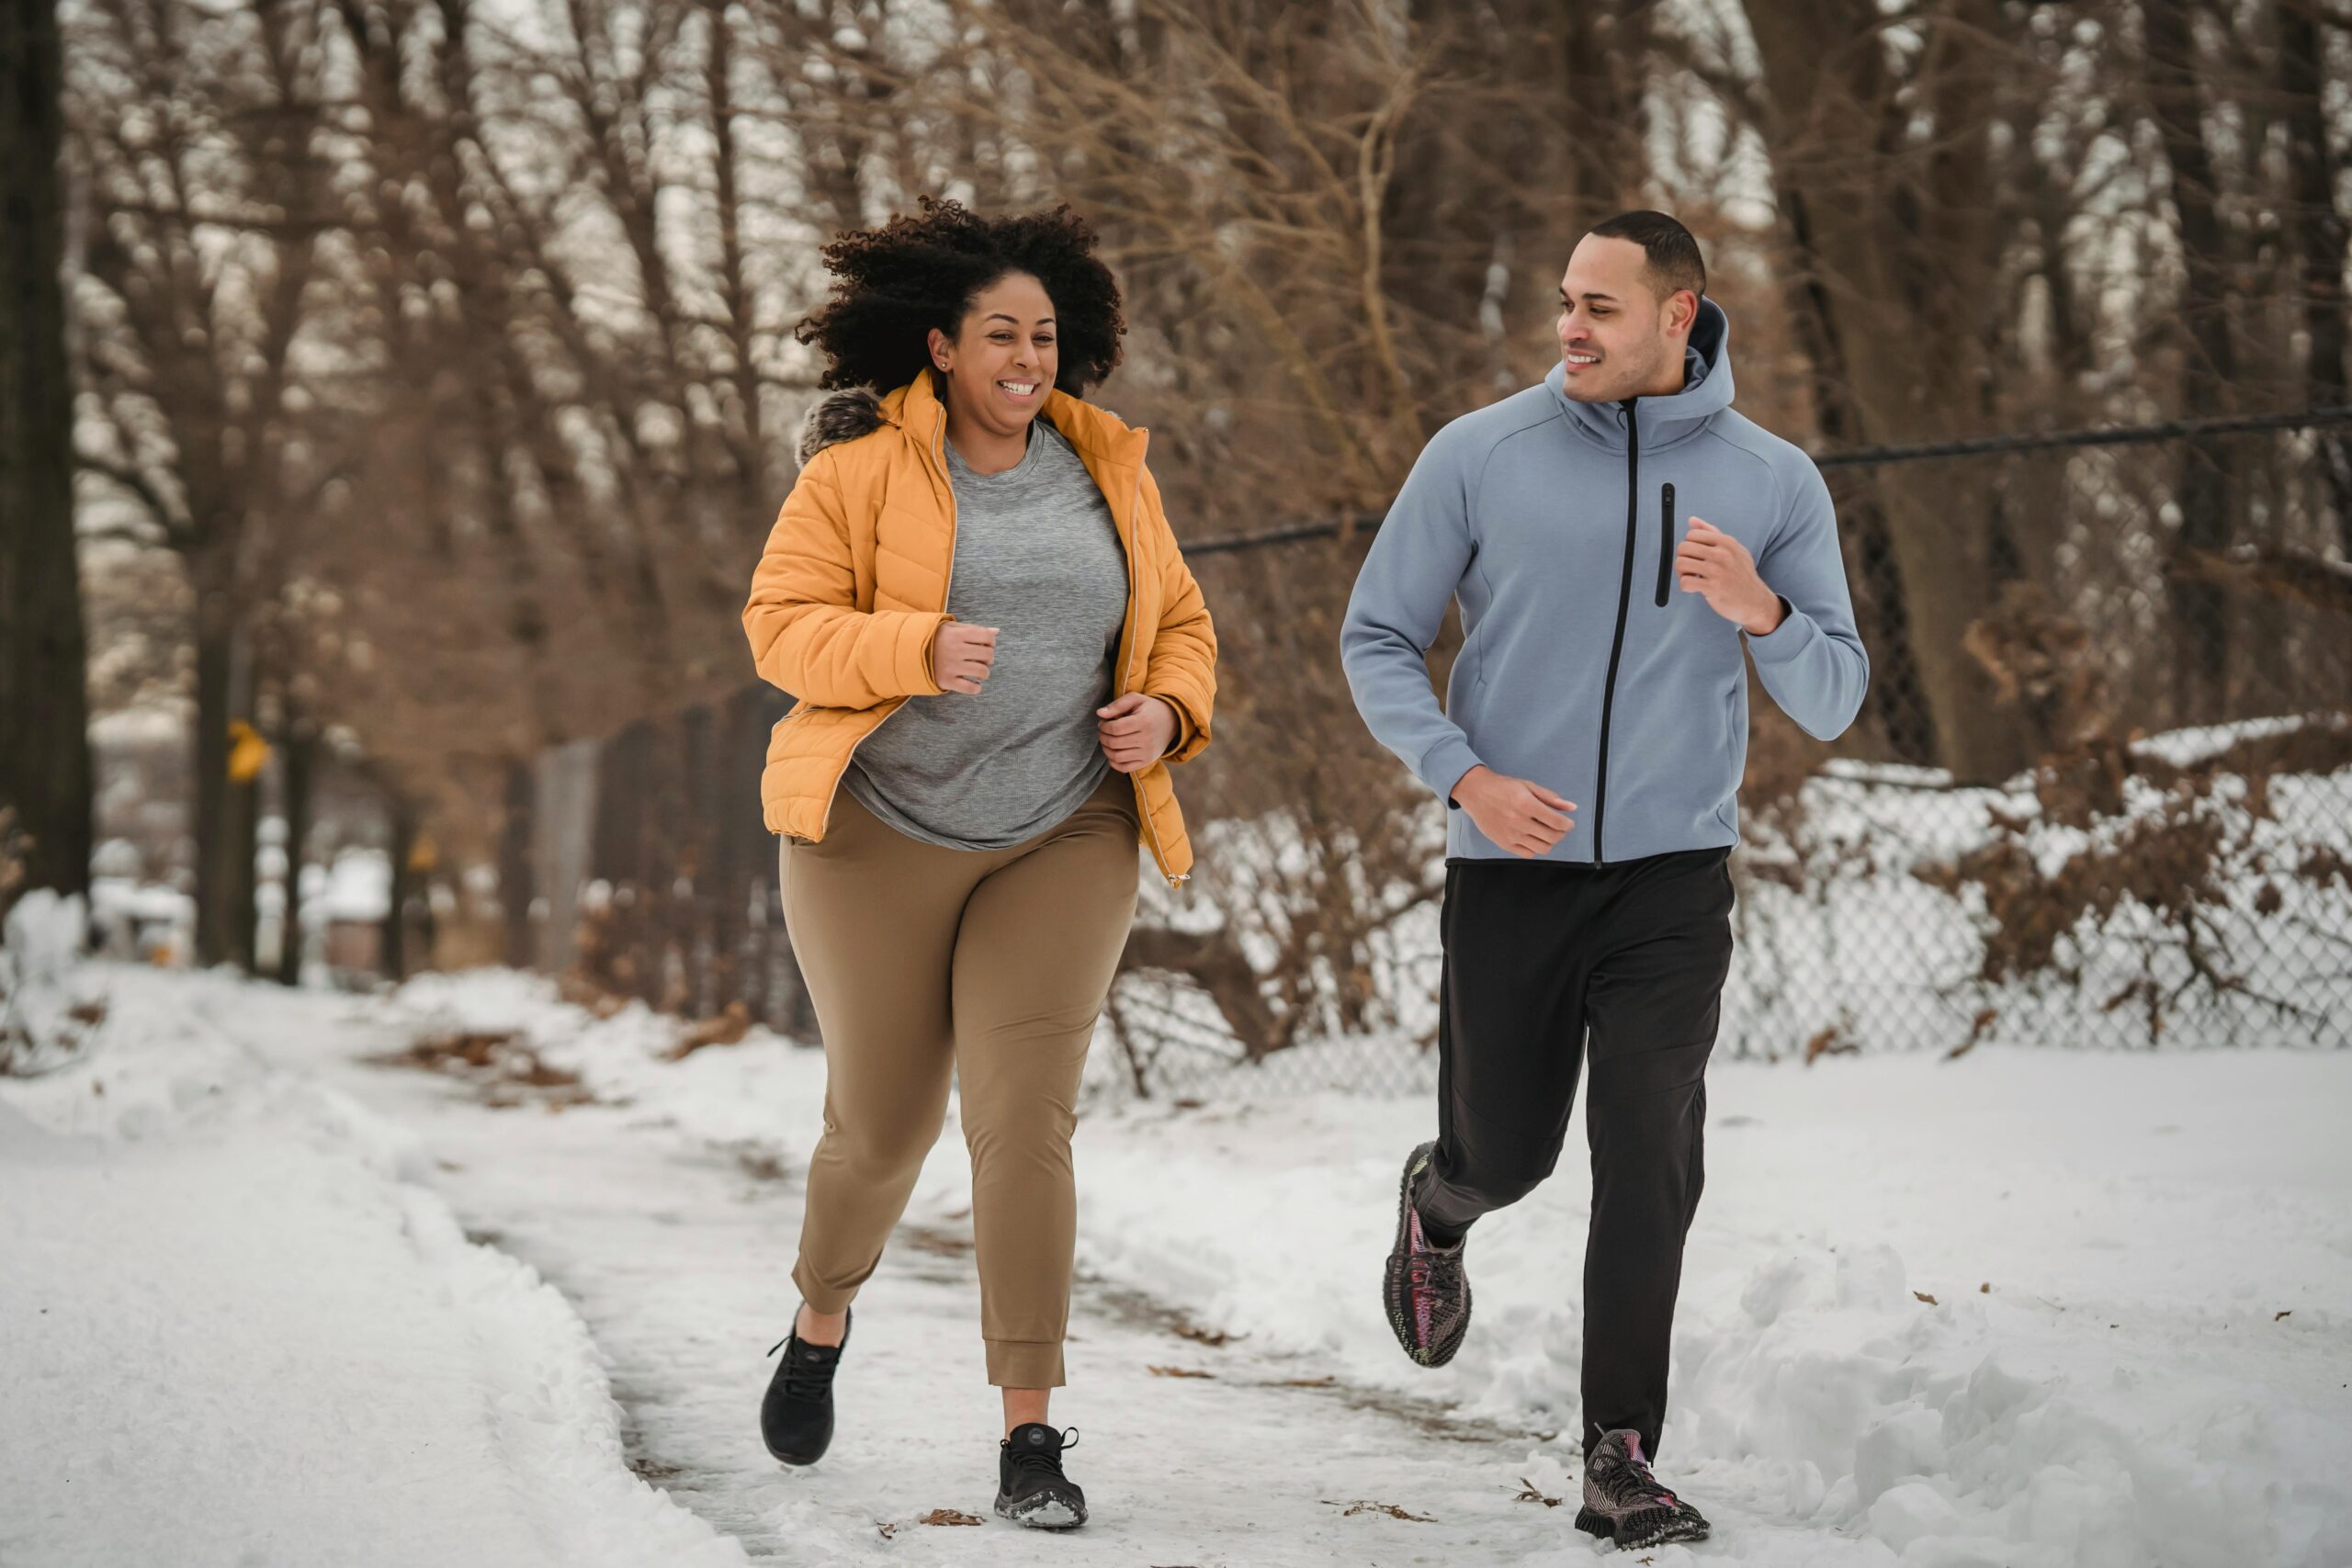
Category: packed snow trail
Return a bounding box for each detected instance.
[210,976,1606,1567]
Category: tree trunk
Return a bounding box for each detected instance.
[232,724,259,972]
[276,724,314,987]
[191,577,234,965]
[0,0,91,912]
[2277,0,2349,552]
[384,798,414,983]
[1745,0,2040,780]
[190,564,259,971]
[499,758,536,967]
[2143,0,2242,722]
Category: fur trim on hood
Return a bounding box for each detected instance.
[797,386,887,466]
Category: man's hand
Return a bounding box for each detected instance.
[933,621,999,694]
[1453,765,1576,858]
[1097,693,1179,773]
[1676,519,1784,635]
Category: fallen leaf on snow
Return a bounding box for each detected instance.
[1148,1365,1215,1379]
[919,1509,984,1527]
[1172,1322,1235,1347]
[1914,1291,1939,1305]
[1324,1499,1436,1522]
[1514,1478,1563,1507]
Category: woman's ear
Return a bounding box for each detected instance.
[926,325,952,373]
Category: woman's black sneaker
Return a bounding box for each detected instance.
[995,1423,1087,1529]
[1383,1141,1472,1367]
[760,1306,851,1466]
[1576,1427,1710,1548]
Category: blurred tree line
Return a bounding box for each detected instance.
[2,0,2346,998]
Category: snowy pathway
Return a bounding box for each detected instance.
[220,982,1593,1568]
[15,964,2347,1567]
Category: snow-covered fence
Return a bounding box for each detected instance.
[1089,718,2352,1100]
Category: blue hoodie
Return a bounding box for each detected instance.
[1340,299,1868,865]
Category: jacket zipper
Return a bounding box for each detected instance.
[814,410,1184,888]
[1654,481,1676,608]
[817,408,962,837]
[1117,437,1185,886]
[1589,400,1642,866]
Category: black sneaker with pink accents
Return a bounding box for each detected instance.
[1576,1427,1711,1549]
[1381,1142,1472,1368]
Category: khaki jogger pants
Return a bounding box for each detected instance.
[780,770,1141,1388]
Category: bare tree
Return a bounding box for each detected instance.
[66,0,341,964]
[0,0,92,918]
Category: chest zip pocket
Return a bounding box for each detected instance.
[1654,482,1677,608]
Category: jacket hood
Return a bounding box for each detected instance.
[798,386,887,465]
[1546,296,1736,452]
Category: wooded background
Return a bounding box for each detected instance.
[5,0,2347,1077]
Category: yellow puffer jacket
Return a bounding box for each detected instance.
[743,372,1217,884]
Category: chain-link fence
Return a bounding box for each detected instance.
[1095,409,2352,1099]
[519,410,2352,1100]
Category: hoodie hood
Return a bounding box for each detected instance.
[1546,296,1736,453]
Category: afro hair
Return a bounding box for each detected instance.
[793,197,1125,396]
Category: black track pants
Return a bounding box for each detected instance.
[1413,847,1735,1461]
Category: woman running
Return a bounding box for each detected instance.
[741,197,1217,1529]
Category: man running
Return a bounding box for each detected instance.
[1340,210,1868,1549]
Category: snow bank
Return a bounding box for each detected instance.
[4,888,88,981]
[1123,716,2352,1084]
[1073,1052,2352,1568]
[2,890,105,1074]
[0,964,746,1568]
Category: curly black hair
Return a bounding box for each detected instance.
[794,197,1125,395]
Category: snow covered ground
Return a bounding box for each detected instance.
[6,957,2349,1566]
[0,969,744,1567]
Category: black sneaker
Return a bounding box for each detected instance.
[1576,1427,1710,1549]
[994,1422,1087,1529]
[1382,1141,1471,1367]
[760,1306,851,1466]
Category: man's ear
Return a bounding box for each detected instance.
[1668,289,1701,340]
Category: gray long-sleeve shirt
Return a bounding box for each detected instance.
[843,417,1128,849]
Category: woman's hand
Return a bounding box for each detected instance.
[1096,693,1178,773]
[933,622,1000,694]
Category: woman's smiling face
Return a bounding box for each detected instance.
[930,271,1059,438]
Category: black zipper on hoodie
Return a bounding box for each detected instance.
[1589,400,1642,866]
[1655,482,1677,607]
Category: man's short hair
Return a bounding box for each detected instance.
[1589,210,1706,302]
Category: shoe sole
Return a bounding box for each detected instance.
[995,1493,1086,1529]
[764,1439,827,1467]
[1382,1142,1468,1368]
[1574,1504,1710,1549]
